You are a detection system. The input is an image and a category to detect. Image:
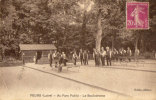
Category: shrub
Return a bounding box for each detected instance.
[141,52,154,59]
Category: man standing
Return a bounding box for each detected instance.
[135,48,140,61]
[35,52,38,64]
[106,47,112,66]
[73,51,78,65]
[101,47,106,66]
[86,50,89,65]
[62,52,67,66]
[93,48,97,66]
[93,48,100,66]
[83,50,88,65]
[119,48,123,62]
[58,52,63,72]
[48,50,53,67]
[127,47,132,62]
[53,50,58,68]
[113,48,118,62]
[79,49,84,65]
[22,52,25,65]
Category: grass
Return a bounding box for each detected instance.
[0,58,23,67]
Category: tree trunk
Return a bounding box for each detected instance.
[140,34,145,52]
[81,11,87,49]
[134,32,140,61]
[38,37,40,44]
[135,36,139,51]
[96,9,102,52]
[134,31,140,51]
[111,36,114,50]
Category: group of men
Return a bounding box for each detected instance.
[72,49,89,65]
[93,47,135,66]
[48,50,67,68]
[114,47,140,62]
[71,47,113,67]
[47,46,136,68]
[93,46,112,66]
[113,47,132,62]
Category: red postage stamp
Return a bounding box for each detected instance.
[126,2,149,29]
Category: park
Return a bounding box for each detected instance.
[0,0,156,100]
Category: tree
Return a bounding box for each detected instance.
[1,0,156,60]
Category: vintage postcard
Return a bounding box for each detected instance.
[0,0,156,100]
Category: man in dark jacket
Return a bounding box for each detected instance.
[100,47,106,66]
[62,52,67,66]
[48,51,53,67]
[127,47,132,62]
[73,50,78,65]
[106,47,112,66]
[83,50,88,65]
[79,49,84,65]
[93,48,100,66]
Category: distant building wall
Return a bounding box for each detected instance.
[0,48,2,61]
[22,50,51,63]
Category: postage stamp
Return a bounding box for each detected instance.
[126,2,149,29]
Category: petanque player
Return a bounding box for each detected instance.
[127,47,132,62]
[83,50,88,65]
[100,47,106,66]
[73,51,78,65]
[79,49,84,65]
[106,47,112,66]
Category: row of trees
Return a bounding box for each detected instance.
[0,0,156,58]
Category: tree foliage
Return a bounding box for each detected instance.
[0,0,156,58]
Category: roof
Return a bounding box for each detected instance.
[19,44,57,51]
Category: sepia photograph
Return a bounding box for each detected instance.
[0,0,156,100]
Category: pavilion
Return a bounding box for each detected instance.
[19,44,57,64]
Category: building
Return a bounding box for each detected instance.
[0,44,3,62]
[19,44,57,64]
